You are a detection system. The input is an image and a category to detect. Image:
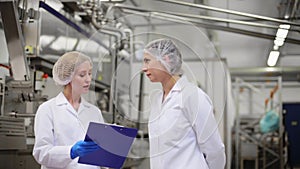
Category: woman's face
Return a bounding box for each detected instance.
[142,53,170,82]
[71,61,92,95]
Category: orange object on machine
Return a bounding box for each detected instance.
[270,85,279,99]
[265,98,269,107]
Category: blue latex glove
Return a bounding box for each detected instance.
[70,140,100,159]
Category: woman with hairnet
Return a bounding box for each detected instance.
[33,51,104,169]
[142,39,226,169]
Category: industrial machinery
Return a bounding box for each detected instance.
[232,77,284,169]
[1,0,299,169]
[0,0,141,168]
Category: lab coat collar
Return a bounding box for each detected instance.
[80,98,91,108]
[55,92,90,108]
[170,75,189,92]
[55,92,68,106]
[161,76,189,105]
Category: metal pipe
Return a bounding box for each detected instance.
[90,26,126,124]
[90,2,125,40]
[123,28,134,125]
[137,72,144,130]
[91,6,103,30]
[159,0,300,26]
[291,0,299,18]
[8,112,35,117]
[230,66,300,75]
[39,1,110,51]
[121,9,300,45]
[234,77,241,169]
[278,76,284,169]
[239,130,280,158]
[152,12,300,42]
[107,35,117,123]
[224,66,230,169]
[102,26,126,40]
[115,4,296,31]
[230,66,300,82]
[164,11,285,30]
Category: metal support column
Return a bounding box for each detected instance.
[0,0,30,81]
[234,78,241,169]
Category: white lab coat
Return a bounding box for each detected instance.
[33,92,104,169]
[148,76,226,169]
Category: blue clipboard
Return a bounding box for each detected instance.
[78,122,138,168]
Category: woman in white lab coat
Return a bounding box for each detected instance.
[33,51,104,169]
[142,39,226,169]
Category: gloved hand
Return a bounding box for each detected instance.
[70,140,100,159]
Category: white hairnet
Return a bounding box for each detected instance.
[52,51,92,86]
[144,39,182,75]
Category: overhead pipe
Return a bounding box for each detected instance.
[39,1,110,52]
[159,0,300,27]
[281,0,299,19]
[114,4,300,33]
[91,14,127,50]
[163,11,300,32]
[153,12,300,44]
[230,66,300,75]
[230,66,300,82]
[90,0,126,41]
[290,0,299,19]
[120,9,300,45]
[123,28,137,127]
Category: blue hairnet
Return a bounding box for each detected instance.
[144,39,182,75]
[52,51,92,86]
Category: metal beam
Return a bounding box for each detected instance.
[159,0,300,26]
[230,66,300,82]
[115,4,300,32]
[120,9,300,45]
[0,1,30,81]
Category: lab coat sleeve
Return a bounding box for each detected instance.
[184,88,226,169]
[33,103,73,168]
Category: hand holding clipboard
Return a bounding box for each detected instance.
[78,122,138,168]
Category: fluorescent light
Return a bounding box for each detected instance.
[279,24,290,29]
[274,37,285,46]
[267,24,290,66]
[273,45,279,50]
[284,15,289,19]
[276,28,289,38]
[267,51,280,67]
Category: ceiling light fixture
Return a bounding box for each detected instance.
[267,51,280,67]
[274,37,285,46]
[267,24,290,67]
[276,28,289,38]
[273,45,279,50]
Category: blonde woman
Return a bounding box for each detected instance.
[33,51,104,169]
